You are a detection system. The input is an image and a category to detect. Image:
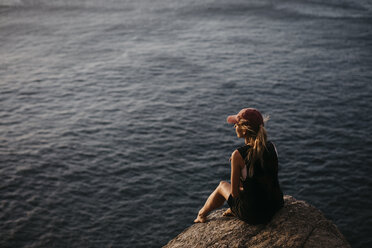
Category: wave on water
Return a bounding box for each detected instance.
[0,0,21,7]
[274,0,372,19]
[0,0,98,9]
[0,0,143,14]
[0,0,75,11]
[1,0,371,19]
[175,0,372,20]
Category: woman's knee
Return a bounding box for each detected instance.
[219,181,228,188]
[218,181,231,199]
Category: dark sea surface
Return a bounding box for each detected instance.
[1,0,372,247]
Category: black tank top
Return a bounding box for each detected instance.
[237,141,284,223]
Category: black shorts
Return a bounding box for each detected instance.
[227,194,272,225]
[227,194,244,219]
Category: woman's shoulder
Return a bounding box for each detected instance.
[264,141,279,171]
[265,141,278,156]
[235,141,278,160]
[237,144,250,158]
[236,141,276,153]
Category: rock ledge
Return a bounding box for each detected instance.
[164,195,350,248]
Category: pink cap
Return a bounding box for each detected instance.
[227,108,264,132]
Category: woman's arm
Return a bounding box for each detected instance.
[230,150,244,198]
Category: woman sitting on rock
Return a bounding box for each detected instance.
[194,108,284,224]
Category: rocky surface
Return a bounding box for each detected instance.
[164,195,350,248]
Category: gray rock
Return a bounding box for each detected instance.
[164,195,350,248]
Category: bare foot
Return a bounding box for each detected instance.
[222,208,234,217]
[194,213,207,223]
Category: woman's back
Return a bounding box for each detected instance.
[236,141,284,224]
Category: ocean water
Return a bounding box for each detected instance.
[1,0,372,247]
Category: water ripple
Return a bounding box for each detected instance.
[1,0,372,247]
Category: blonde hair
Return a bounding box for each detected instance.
[237,117,268,177]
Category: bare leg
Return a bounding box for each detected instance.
[194,181,231,223]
